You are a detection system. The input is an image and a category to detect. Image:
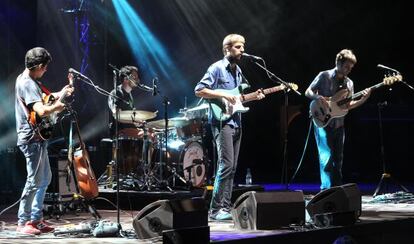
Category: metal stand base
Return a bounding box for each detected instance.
[373,173,410,197]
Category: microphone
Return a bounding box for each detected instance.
[242,53,263,61]
[152,77,158,96]
[137,82,153,92]
[377,64,400,73]
[68,68,91,81]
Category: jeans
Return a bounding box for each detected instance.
[17,141,52,225]
[210,124,242,214]
[314,125,345,190]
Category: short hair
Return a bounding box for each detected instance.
[25,47,52,70]
[222,34,245,55]
[119,65,139,81]
[335,49,357,66]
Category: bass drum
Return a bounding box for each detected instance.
[153,140,206,187]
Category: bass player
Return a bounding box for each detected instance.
[305,49,371,190]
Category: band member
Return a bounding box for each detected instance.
[15,47,73,234]
[195,34,264,220]
[108,65,140,137]
[305,49,371,190]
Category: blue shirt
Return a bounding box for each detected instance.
[307,68,354,128]
[195,58,243,127]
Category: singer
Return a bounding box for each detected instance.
[194,34,265,221]
[15,47,73,235]
[305,49,371,190]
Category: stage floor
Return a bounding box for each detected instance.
[1,192,414,243]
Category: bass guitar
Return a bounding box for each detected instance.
[29,76,73,140]
[309,74,402,128]
[209,83,298,121]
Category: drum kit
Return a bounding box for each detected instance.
[99,103,210,191]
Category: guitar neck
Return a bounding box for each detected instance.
[337,82,384,106]
[241,85,282,103]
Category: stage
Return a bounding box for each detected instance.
[1,184,414,243]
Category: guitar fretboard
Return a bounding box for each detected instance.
[241,85,282,103]
[337,82,385,107]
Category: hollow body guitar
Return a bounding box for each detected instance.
[71,113,99,200]
[309,74,402,128]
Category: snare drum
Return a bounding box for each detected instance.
[176,118,203,139]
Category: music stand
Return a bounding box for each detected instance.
[372,101,409,197]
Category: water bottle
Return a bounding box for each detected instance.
[245,168,252,185]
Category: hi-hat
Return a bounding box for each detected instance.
[116,110,157,124]
[147,117,190,129]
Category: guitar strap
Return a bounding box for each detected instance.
[35,81,52,96]
[240,73,250,86]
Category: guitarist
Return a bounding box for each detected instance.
[305,49,371,190]
[195,34,264,221]
[15,47,73,234]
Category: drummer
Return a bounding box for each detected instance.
[108,65,144,139]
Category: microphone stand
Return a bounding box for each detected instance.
[72,66,130,233]
[401,80,414,92]
[373,101,410,197]
[152,81,173,191]
[249,59,301,190]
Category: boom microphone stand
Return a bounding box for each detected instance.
[153,80,175,191]
[70,66,129,233]
[245,56,301,189]
[373,101,409,197]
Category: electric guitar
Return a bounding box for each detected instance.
[209,83,298,121]
[29,75,74,140]
[309,74,402,128]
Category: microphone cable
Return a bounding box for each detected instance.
[288,117,314,186]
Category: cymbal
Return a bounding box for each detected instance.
[147,117,190,129]
[116,110,157,124]
[186,103,209,112]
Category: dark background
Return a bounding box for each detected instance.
[1,0,413,198]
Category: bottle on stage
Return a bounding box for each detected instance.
[245,168,252,185]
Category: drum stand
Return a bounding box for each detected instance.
[138,122,167,191]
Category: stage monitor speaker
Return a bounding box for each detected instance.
[231,191,305,230]
[306,183,361,217]
[306,183,361,226]
[133,197,208,239]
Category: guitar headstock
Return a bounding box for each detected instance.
[281,83,299,91]
[68,73,74,86]
[383,74,402,86]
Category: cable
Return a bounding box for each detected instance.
[0,143,45,217]
[288,118,313,186]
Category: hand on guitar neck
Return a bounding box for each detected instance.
[309,74,402,128]
[30,73,75,140]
